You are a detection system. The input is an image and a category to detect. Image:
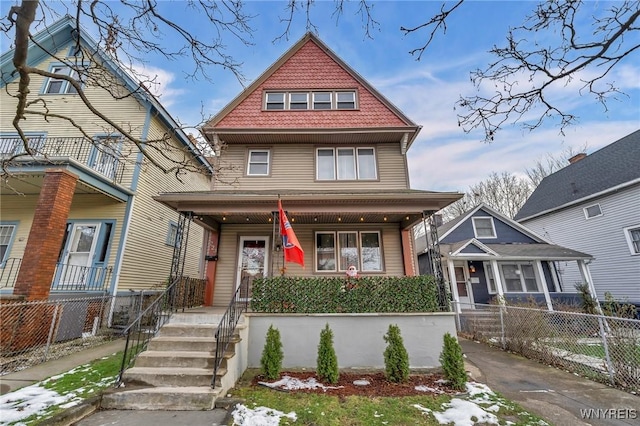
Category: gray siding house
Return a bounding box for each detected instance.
[515,130,640,307]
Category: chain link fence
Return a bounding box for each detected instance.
[456,302,640,393]
[0,292,161,376]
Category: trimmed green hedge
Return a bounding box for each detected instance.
[250,275,445,313]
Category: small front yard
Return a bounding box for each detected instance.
[227,369,550,425]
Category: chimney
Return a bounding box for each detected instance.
[568,153,587,164]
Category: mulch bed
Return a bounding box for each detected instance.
[251,371,460,397]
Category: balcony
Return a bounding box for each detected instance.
[0,258,112,292]
[0,136,126,184]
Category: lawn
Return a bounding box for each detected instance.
[227,369,551,426]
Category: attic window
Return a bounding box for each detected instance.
[43,65,81,94]
[584,204,602,219]
[472,217,496,239]
[264,90,357,110]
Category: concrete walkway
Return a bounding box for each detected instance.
[461,338,639,426]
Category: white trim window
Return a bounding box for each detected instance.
[483,262,497,294]
[623,225,640,255]
[584,203,603,219]
[0,224,17,262]
[247,149,270,176]
[264,90,357,110]
[472,217,497,238]
[43,66,81,94]
[316,147,377,180]
[315,231,382,272]
[500,263,539,292]
[166,222,179,247]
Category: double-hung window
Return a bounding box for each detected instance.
[289,93,309,110]
[316,147,377,180]
[247,149,270,176]
[265,93,285,110]
[336,91,356,109]
[264,90,357,110]
[501,263,539,292]
[0,223,17,263]
[43,66,81,94]
[313,92,332,110]
[315,231,382,272]
[166,222,179,247]
[624,225,640,255]
[472,217,496,238]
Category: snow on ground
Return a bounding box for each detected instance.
[258,375,343,392]
[232,404,297,426]
[0,384,76,425]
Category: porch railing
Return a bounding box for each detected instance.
[51,263,113,292]
[0,258,112,292]
[0,258,22,288]
[116,276,206,385]
[211,273,250,388]
[0,136,125,183]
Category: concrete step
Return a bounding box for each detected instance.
[148,336,218,352]
[122,366,225,387]
[134,351,215,369]
[159,323,218,338]
[102,386,223,411]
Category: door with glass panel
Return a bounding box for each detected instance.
[59,223,100,288]
[236,237,269,301]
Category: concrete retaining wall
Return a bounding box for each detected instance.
[245,313,456,369]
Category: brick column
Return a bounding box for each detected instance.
[13,169,78,300]
[401,229,417,276]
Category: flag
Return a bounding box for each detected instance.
[278,199,304,267]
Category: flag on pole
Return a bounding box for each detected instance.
[278,199,304,267]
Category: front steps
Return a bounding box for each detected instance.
[102,313,243,411]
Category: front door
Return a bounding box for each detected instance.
[454,265,472,308]
[60,223,100,288]
[236,236,269,300]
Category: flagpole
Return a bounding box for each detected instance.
[278,194,285,271]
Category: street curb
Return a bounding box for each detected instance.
[39,395,102,426]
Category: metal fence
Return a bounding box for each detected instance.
[0,292,162,376]
[456,302,640,393]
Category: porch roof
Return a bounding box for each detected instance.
[441,240,592,261]
[154,189,462,229]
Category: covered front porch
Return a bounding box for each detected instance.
[439,239,596,312]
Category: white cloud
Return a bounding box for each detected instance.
[129,64,186,108]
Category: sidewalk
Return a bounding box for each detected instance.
[0,339,126,395]
[460,338,639,426]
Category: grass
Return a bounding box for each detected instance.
[227,369,551,426]
[8,351,123,425]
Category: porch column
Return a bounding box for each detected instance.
[535,260,553,311]
[490,260,505,304]
[401,229,416,276]
[578,260,603,315]
[14,169,78,300]
[204,230,219,306]
[446,259,461,313]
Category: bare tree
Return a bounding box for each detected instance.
[401,0,640,142]
[1,0,255,178]
[525,142,589,186]
[440,172,533,221]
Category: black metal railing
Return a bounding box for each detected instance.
[0,136,126,183]
[50,263,113,292]
[211,274,251,388]
[0,258,22,288]
[116,276,206,385]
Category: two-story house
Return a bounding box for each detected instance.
[154,32,463,307]
[0,17,212,301]
[416,204,595,311]
[516,130,640,308]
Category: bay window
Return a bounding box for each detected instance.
[315,231,382,272]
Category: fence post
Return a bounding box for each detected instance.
[43,303,60,362]
[499,305,506,350]
[597,316,615,385]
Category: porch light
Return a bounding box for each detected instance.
[337,216,342,222]
[246,216,250,222]
[360,217,364,222]
[468,261,476,273]
[291,217,295,222]
[383,216,387,221]
[314,216,318,222]
[405,216,410,220]
[268,217,272,222]
[222,216,226,221]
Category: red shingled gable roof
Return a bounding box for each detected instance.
[204,33,418,133]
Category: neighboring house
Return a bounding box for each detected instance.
[515,130,640,307]
[0,17,212,301]
[155,32,462,307]
[416,204,595,311]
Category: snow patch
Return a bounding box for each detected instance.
[232,403,297,425]
[258,375,343,392]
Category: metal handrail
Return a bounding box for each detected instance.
[116,276,205,385]
[211,273,250,388]
[0,258,22,288]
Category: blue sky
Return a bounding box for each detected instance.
[3,1,639,191]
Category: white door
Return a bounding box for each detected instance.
[236,237,269,300]
[454,265,473,308]
[60,223,100,287]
